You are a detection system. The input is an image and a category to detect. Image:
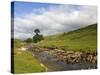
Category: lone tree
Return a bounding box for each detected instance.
[33,29,44,43]
[34,29,40,35]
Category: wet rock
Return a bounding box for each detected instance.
[92,56,97,64]
[27,45,97,65]
[66,51,74,54]
[87,55,93,62]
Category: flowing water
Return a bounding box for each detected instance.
[32,50,96,72]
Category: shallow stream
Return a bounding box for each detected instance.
[32,50,96,72]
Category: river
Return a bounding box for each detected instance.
[32,50,96,72]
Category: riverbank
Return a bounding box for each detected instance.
[12,49,46,74]
[28,44,97,70]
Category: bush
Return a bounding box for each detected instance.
[33,34,44,43]
[25,38,33,43]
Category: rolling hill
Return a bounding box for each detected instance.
[36,23,97,52]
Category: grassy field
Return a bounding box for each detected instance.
[13,50,45,74]
[12,40,45,74]
[36,23,97,52]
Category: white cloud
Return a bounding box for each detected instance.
[13,4,97,39]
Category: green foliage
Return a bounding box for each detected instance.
[25,38,33,43]
[33,34,44,43]
[33,29,44,43]
[36,24,97,52]
[34,29,40,34]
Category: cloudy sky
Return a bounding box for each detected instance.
[12,1,97,39]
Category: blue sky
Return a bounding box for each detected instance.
[14,1,53,16]
[12,1,97,39]
[13,1,80,17]
[13,1,60,17]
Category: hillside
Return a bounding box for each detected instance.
[36,23,97,52]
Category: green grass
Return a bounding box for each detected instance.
[14,39,24,48]
[13,50,45,74]
[36,23,97,52]
[12,39,45,74]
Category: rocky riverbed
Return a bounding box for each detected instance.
[27,44,97,71]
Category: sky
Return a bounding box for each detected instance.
[12,1,97,40]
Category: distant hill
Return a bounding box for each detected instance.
[36,23,97,52]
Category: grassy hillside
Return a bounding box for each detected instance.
[36,23,97,52]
